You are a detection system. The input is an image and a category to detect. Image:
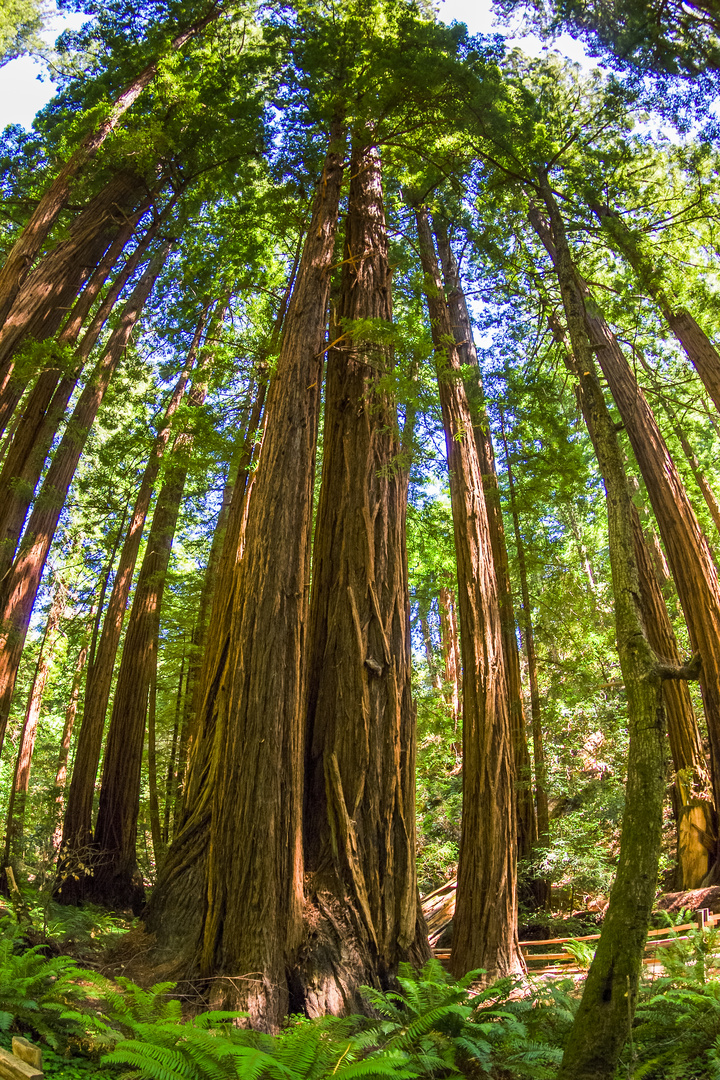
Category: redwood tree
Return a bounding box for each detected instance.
[297,141,428,1012]
[143,129,345,1029]
[416,205,522,981]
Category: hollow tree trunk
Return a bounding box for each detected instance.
[84,302,220,912]
[532,196,720,867]
[594,207,720,415]
[416,205,521,981]
[55,305,207,903]
[0,170,146,426]
[0,246,168,760]
[294,142,428,1014]
[546,177,701,1080]
[3,578,65,880]
[0,2,219,325]
[143,128,345,1030]
[498,409,551,892]
[434,218,537,865]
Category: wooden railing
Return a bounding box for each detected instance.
[433,909,720,975]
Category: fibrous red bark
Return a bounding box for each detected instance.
[297,142,428,1013]
[143,129,345,1030]
[416,206,521,981]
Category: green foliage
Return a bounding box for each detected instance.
[0,918,107,1050]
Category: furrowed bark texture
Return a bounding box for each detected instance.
[434,219,537,864]
[416,206,521,981]
[0,170,144,429]
[296,143,427,1015]
[0,212,144,582]
[0,2,219,324]
[143,133,344,1028]
[545,184,689,1080]
[532,196,720,856]
[0,247,167,760]
[86,305,219,912]
[55,308,206,904]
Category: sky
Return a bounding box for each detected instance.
[0,0,595,131]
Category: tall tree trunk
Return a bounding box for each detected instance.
[415,206,521,981]
[146,638,164,871]
[594,206,720,415]
[52,633,90,851]
[0,170,146,417]
[3,577,65,880]
[0,246,168,761]
[164,638,186,844]
[294,142,427,1013]
[0,2,220,325]
[55,305,207,903]
[169,243,302,829]
[419,602,442,690]
[498,409,551,893]
[438,587,460,725]
[0,211,146,579]
[634,348,720,537]
[631,507,715,887]
[434,218,537,866]
[84,302,220,911]
[143,129,345,1030]
[532,195,720,869]
[546,179,701,1080]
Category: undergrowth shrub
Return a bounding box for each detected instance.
[0,917,107,1050]
[621,922,720,1079]
[102,959,564,1080]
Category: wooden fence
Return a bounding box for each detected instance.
[433,909,720,976]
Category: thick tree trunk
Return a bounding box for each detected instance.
[532,197,720,866]
[434,219,537,865]
[294,143,427,1014]
[0,246,168,761]
[143,129,345,1030]
[546,178,701,1080]
[0,170,145,422]
[85,304,219,912]
[416,206,521,981]
[0,2,219,324]
[498,409,551,898]
[55,307,206,903]
[3,578,65,880]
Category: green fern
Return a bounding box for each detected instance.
[0,917,109,1050]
